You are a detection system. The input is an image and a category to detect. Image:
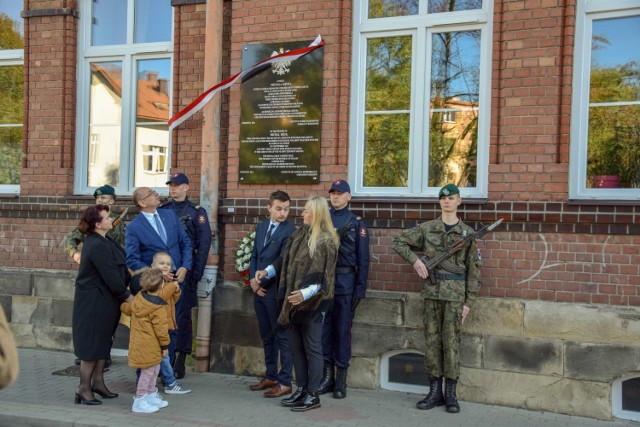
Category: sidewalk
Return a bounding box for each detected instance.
[0,348,631,427]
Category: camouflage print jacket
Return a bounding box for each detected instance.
[392,217,481,306]
[64,219,126,259]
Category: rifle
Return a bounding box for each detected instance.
[112,206,131,228]
[422,218,503,284]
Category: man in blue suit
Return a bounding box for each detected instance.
[248,190,296,398]
[125,186,193,394]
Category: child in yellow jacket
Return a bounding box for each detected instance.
[121,269,169,414]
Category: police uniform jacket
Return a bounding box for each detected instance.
[330,207,370,298]
[160,198,211,282]
[392,217,481,307]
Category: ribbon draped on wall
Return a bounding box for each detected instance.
[168,35,324,130]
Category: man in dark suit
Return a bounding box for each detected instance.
[248,190,296,398]
[125,186,193,393]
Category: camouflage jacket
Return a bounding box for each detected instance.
[392,217,481,306]
[64,217,126,258]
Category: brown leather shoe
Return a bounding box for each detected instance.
[264,384,292,398]
[249,378,278,391]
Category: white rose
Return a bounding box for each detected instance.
[243,262,250,270]
[236,250,244,257]
[243,237,250,244]
[235,258,243,266]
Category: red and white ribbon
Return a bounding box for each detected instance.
[168,35,324,130]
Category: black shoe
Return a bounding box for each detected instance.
[416,376,445,410]
[317,362,335,395]
[75,391,102,405]
[444,378,460,413]
[174,352,186,379]
[281,388,306,407]
[291,392,320,412]
[333,366,348,399]
[91,387,118,399]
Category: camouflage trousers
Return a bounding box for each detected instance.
[423,298,463,380]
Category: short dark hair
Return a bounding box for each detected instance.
[77,205,110,234]
[140,268,164,292]
[269,190,290,205]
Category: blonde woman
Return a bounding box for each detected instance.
[276,196,339,412]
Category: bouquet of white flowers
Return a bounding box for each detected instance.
[234,227,256,285]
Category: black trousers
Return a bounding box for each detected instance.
[287,310,324,393]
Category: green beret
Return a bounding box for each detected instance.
[438,183,459,199]
[93,185,116,198]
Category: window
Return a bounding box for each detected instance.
[570,1,640,200]
[612,373,640,422]
[0,4,24,194]
[349,0,492,197]
[76,0,172,195]
[380,350,428,394]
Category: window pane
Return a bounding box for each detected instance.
[135,125,169,187]
[364,113,410,187]
[428,0,482,14]
[0,126,21,185]
[91,0,127,46]
[87,62,123,187]
[587,105,640,188]
[0,5,24,48]
[0,65,23,124]
[366,36,412,111]
[368,0,418,19]
[134,0,172,43]
[136,59,171,121]
[622,377,640,412]
[428,30,480,188]
[590,16,640,104]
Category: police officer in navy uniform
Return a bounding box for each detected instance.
[160,173,212,379]
[318,179,370,399]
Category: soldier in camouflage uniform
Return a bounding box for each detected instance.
[392,183,481,414]
[160,173,212,379]
[65,185,127,263]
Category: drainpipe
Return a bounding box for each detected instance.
[194,0,224,373]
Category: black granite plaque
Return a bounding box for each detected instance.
[239,40,323,184]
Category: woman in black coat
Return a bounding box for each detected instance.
[72,205,132,405]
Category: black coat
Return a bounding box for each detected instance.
[72,233,130,360]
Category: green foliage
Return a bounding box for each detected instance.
[0,14,23,50]
[587,62,640,188]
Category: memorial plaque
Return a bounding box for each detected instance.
[239,40,323,184]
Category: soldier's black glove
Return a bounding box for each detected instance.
[351,294,362,316]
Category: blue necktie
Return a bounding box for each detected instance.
[265,223,275,244]
[154,213,167,245]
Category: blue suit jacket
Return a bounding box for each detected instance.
[125,209,193,274]
[249,219,296,299]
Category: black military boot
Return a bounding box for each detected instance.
[317,362,335,395]
[416,376,444,410]
[444,378,460,413]
[174,352,187,379]
[333,366,348,399]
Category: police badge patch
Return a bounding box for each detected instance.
[360,227,367,238]
[198,215,206,224]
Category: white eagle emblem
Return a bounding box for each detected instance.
[271,48,292,75]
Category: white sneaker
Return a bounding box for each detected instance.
[164,383,191,394]
[146,392,169,408]
[132,395,159,413]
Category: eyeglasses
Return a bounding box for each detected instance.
[141,189,158,201]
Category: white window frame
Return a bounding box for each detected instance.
[75,0,173,196]
[349,0,493,198]
[0,50,24,195]
[612,372,640,422]
[569,0,640,200]
[380,349,428,394]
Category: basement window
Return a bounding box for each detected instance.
[612,373,640,422]
[380,350,428,394]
